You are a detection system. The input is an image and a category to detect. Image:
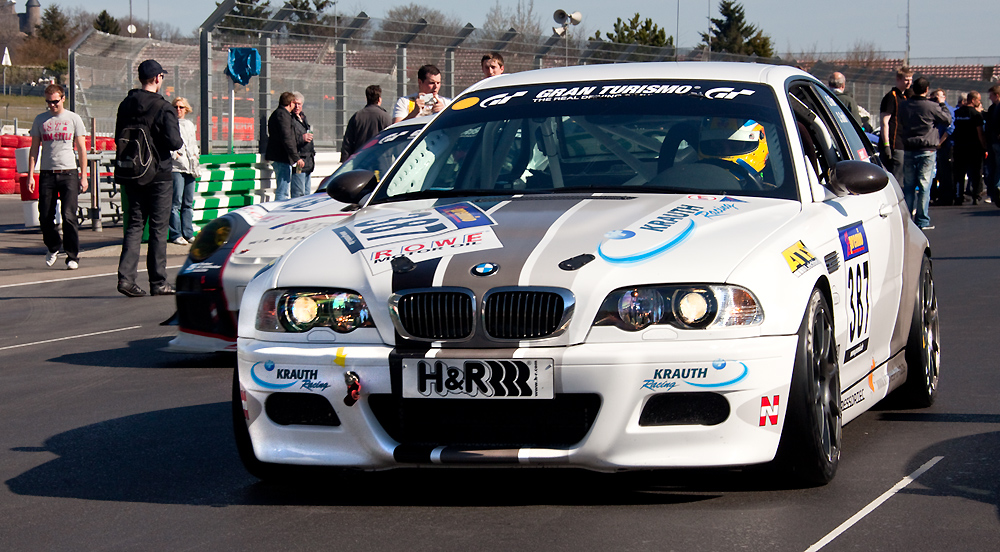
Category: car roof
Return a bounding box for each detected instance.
[462,62,815,94]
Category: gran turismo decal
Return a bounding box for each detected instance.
[704,87,756,100]
[640,360,749,391]
[250,360,331,392]
[759,395,780,426]
[532,84,701,103]
[181,262,222,274]
[782,240,819,276]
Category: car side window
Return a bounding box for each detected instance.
[811,85,874,162]
[789,85,845,186]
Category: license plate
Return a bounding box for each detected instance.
[402,358,554,399]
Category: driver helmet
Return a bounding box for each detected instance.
[698,118,769,174]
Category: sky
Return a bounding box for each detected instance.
[35,0,998,61]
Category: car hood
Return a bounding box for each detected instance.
[228,193,354,264]
[273,193,800,340]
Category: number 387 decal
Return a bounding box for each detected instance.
[840,222,870,363]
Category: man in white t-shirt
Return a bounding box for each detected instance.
[28,84,88,270]
[392,64,450,123]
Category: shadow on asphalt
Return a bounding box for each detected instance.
[48,338,234,369]
[5,400,819,507]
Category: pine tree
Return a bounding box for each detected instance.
[93,10,121,35]
[700,1,774,58]
[36,5,71,46]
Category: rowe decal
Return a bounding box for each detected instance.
[250,360,331,392]
[759,395,780,426]
[333,202,501,273]
[640,360,749,391]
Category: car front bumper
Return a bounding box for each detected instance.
[236,335,798,472]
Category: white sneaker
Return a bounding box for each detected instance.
[67,260,79,270]
[45,251,58,266]
[170,236,189,245]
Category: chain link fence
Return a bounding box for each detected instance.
[68,1,999,155]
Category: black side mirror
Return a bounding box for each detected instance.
[829,160,889,196]
[326,169,378,204]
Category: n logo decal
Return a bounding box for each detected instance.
[759,395,779,426]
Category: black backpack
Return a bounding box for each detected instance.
[115,124,159,185]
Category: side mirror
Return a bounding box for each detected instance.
[829,160,889,196]
[326,169,377,204]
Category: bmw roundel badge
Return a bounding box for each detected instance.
[471,262,499,277]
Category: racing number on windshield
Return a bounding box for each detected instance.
[353,212,447,242]
[847,260,870,342]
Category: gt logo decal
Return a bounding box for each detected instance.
[782,240,818,276]
[760,395,779,426]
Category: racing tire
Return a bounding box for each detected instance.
[232,368,295,482]
[774,288,842,486]
[901,255,940,407]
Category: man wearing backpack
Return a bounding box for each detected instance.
[114,59,183,297]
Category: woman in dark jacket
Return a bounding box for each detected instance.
[290,92,315,198]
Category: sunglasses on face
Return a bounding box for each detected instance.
[46,98,62,105]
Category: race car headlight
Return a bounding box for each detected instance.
[594,285,763,331]
[256,289,375,333]
[189,217,232,262]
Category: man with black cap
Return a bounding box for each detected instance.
[114,59,183,297]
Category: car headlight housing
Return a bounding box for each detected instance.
[594,285,763,331]
[256,289,375,333]
[189,217,233,262]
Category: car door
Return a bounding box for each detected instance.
[789,81,900,394]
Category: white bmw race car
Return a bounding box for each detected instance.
[234,62,939,486]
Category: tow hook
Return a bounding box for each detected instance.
[344,371,361,406]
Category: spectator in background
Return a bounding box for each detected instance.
[27,84,88,270]
[899,77,951,230]
[879,66,914,184]
[828,71,862,128]
[985,85,1000,205]
[341,85,391,162]
[169,97,200,245]
[952,91,988,205]
[265,91,302,201]
[393,64,450,123]
[929,89,956,206]
[290,91,314,198]
[482,52,505,78]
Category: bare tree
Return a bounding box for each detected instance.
[845,40,883,68]
[374,4,463,47]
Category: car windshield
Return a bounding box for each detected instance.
[319,125,421,191]
[371,80,796,203]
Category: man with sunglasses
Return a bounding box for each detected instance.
[27,84,88,270]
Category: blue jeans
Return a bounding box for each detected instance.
[904,150,935,228]
[272,162,292,201]
[291,170,311,198]
[170,172,196,240]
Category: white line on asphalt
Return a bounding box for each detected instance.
[0,326,143,351]
[804,456,944,552]
[0,264,185,289]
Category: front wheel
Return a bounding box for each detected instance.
[774,288,842,486]
[901,255,940,407]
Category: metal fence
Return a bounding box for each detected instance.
[67,0,998,155]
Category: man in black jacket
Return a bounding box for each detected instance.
[115,59,183,297]
[341,85,390,162]
[900,77,952,230]
[265,92,303,201]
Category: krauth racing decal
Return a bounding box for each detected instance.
[333,202,502,274]
[839,221,871,363]
[640,360,749,391]
[250,360,331,392]
[598,195,747,264]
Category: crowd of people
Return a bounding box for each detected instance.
[876,65,1000,230]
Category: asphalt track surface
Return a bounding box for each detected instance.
[1,195,998,551]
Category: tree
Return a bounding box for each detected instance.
[480,0,543,54]
[94,10,121,35]
[286,0,333,37]
[217,0,272,37]
[374,4,462,47]
[700,1,774,59]
[589,14,674,62]
[36,5,72,47]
